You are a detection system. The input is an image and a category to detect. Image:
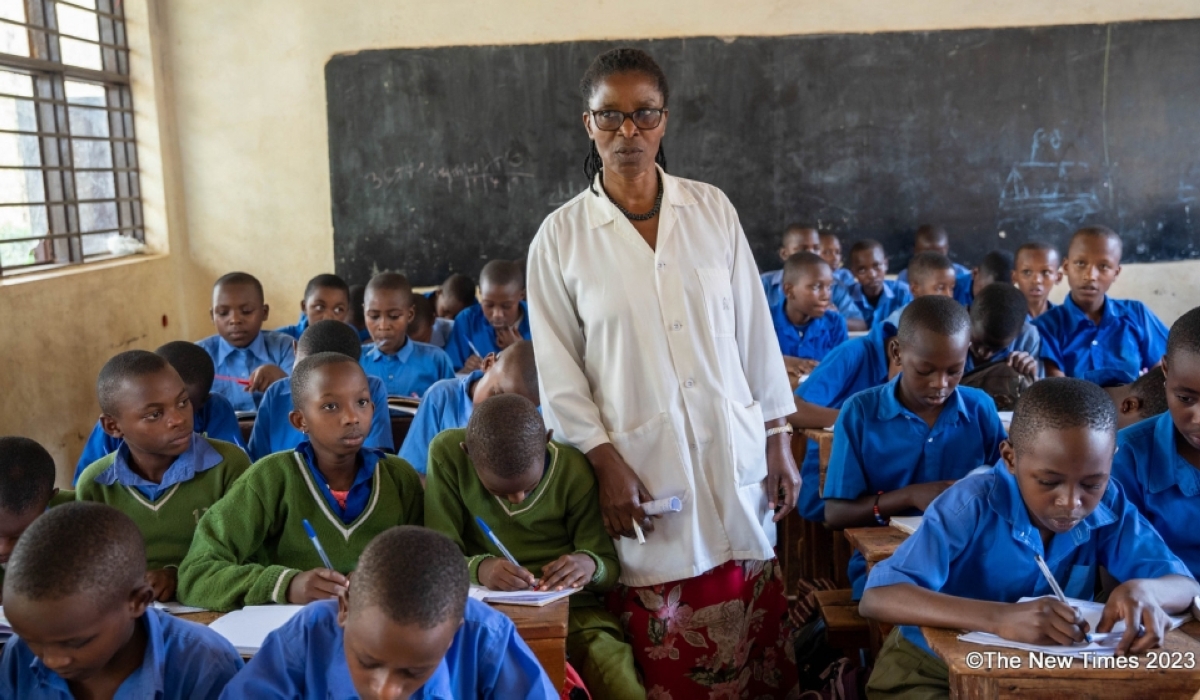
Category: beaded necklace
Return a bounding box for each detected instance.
[601,171,663,221]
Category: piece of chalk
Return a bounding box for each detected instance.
[642,496,683,516]
[631,518,646,545]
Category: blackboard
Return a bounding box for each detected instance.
[326,20,1200,286]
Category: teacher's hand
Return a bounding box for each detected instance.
[765,429,800,522]
[586,443,656,540]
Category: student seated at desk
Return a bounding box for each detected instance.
[859,378,1199,698]
[178,353,424,611]
[408,294,450,349]
[400,340,539,476]
[77,350,251,602]
[1012,241,1063,321]
[445,260,533,372]
[274,273,352,340]
[248,320,393,461]
[0,503,243,700]
[896,224,970,287]
[819,230,854,288]
[219,526,555,700]
[1112,306,1200,579]
[0,436,73,603]
[347,283,371,343]
[361,272,455,398]
[1104,365,1167,430]
[198,272,296,412]
[810,230,869,332]
[847,239,912,330]
[770,252,849,380]
[959,284,1043,408]
[880,252,960,329]
[74,340,244,483]
[425,394,641,700]
[761,223,820,307]
[954,249,1013,308]
[429,271,478,320]
[1035,226,1168,382]
[824,296,1005,599]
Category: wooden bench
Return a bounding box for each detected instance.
[814,588,871,654]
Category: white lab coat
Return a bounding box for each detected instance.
[526,167,795,586]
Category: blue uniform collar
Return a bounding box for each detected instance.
[850,280,898,304]
[296,441,380,488]
[1062,292,1123,328]
[366,338,416,362]
[96,434,222,491]
[771,299,822,332]
[985,461,1118,557]
[30,610,164,696]
[214,331,271,367]
[874,374,969,426]
[1147,412,1200,496]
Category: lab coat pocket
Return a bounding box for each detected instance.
[727,399,767,487]
[608,413,690,500]
[696,267,736,337]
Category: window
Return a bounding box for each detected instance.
[0,0,142,275]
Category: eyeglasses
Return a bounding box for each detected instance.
[589,108,666,131]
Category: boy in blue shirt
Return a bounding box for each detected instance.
[847,239,912,329]
[811,230,868,331]
[824,296,1005,598]
[0,437,72,603]
[896,224,970,286]
[219,525,556,700]
[74,340,244,483]
[880,252,960,330]
[964,283,1041,380]
[819,231,855,288]
[409,294,451,348]
[761,224,819,307]
[1035,226,1168,381]
[1112,306,1200,578]
[361,272,455,398]
[955,249,1013,307]
[0,502,243,699]
[429,272,478,320]
[770,252,849,378]
[401,340,540,475]
[248,320,393,461]
[197,272,295,412]
[274,273,352,340]
[1105,365,1167,430]
[859,378,1198,697]
[445,260,533,371]
[1012,241,1062,321]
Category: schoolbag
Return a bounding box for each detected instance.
[961,359,1033,411]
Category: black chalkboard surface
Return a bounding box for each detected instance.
[326,20,1200,286]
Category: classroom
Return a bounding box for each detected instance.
[3,0,1200,698]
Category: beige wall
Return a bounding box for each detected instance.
[5,0,1200,483]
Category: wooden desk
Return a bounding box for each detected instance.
[179,599,569,692]
[779,429,850,591]
[844,526,908,572]
[923,625,1200,699]
[803,429,835,497]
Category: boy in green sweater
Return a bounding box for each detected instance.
[0,436,72,603]
[425,394,645,700]
[178,352,424,611]
[77,350,249,602]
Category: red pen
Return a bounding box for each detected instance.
[215,374,251,386]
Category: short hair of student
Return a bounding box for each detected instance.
[495,340,539,404]
[365,272,414,307]
[5,502,144,605]
[580,48,669,191]
[479,259,525,291]
[914,224,948,244]
[290,352,361,405]
[783,223,819,243]
[1015,241,1059,260]
[1167,305,1200,362]
[970,283,1028,344]
[0,437,56,514]
[96,350,172,415]
[155,341,215,397]
[409,294,435,336]
[897,295,970,346]
[849,239,883,258]
[303,273,350,300]
[298,319,364,360]
[1070,225,1123,258]
[465,394,545,480]
[1130,366,1167,419]
[348,284,367,327]
[350,526,468,628]
[782,252,829,287]
[977,250,1014,282]
[906,251,954,285]
[441,273,477,306]
[213,271,264,302]
[1008,377,1117,456]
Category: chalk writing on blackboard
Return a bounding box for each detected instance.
[999,129,1100,226]
[363,151,533,198]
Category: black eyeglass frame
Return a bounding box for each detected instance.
[588,108,668,131]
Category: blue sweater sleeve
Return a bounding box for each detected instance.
[74,421,120,484]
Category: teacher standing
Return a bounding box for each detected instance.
[527,48,800,698]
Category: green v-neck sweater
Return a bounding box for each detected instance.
[76,438,249,571]
[177,449,423,611]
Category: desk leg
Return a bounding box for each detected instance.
[526,638,566,693]
[949,673,997,700]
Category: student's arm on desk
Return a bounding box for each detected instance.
[1100,576,1200,655]
[788,396,839,430]
[824,483,953,530]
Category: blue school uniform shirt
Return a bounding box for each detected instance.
[769,302,849,361]
[848,279,911,329]
[865,462,1193,655]
[1026,299,1057,324]
[963,322,1044,378]
[73,393,244,484]
[399,371,481,474]
[429,317,453,348]
[1033,294,1168,380]
[1112,411,1200,578]
[897,261,970,287]
[443,303,533,370]
[197,330,296,412]
[275,314,309,340]
[218,598,556,700]
[822,377,1005,597]
[360,340,455,398]
[295,441,382,524]
[952,271,975,306]
[0,607,243,700]
[93,433,224,501]
[247,375,394,461]
[761,269,864,325]
[794,320,897,520]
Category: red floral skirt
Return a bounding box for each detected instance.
[609,559,799,700]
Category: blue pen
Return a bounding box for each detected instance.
[302,519,335,570]
[475,516,522,569]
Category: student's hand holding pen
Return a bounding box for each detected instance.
[1100,581,1171,655]
[479,557,537,591]
[461,355,485,372]
[248,364,287,393]
[538,553,595,592]
[286,568,349,604]
[993,597,1088,646]
[145,567,178,602]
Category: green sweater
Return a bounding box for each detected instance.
[0,490,74,597]
[177,449,424,611]
[424,430,619,609]
[76,439,249,571]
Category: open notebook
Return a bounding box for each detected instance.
[468,585,578,607]
[208,605,304,655]
[889,515,922,535]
